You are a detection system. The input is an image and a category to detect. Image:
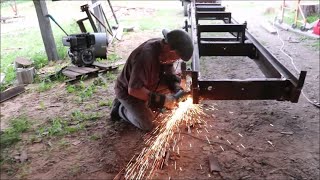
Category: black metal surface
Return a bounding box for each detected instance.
[199,42,256,56]
[195,3,221,6]
[81,4,98,32]
[198,79,293,101]
[195,6,225,12]
[192,71,199,104]
[197,24,246,33]
[196,12,231,22]
[200,37,239,41]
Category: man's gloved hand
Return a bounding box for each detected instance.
[164,74,182,93]
[148,92,177,110]
[164,94,177,110]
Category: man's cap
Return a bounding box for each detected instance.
[162,29,193,61]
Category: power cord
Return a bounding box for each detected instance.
[273,20,320,108]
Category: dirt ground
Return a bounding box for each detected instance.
[1,1,319,180]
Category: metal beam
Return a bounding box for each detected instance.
[190,0,200,72]
[196,6,225,12]
[199,42,256,56]
[196,12,231,22]
[198,79,293,101]
[198,24,246,33]
[195,3,221,6]
[201,37,239,41]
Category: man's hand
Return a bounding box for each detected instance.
[164,94,177,109]
[164,74,182,93]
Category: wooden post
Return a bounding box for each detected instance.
[33,0,59,61]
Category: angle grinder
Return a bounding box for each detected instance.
[173,89,190,103]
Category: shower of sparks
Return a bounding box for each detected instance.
[124,97,212,179]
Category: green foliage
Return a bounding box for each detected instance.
[79,84,96,101]
[66,81,98,102]
[0,65,15,92]
[0,20,79,90]
[39,101,45,110]
[119,8,183,31]
[37,80,53,92]
[98,99,113,108]
[71,109,101,122]
[66,84,76,93]
[107,53,121,62]
[89,134,101,141]
[306,13,320,24]
[0,116,31,149]
[36,117,84,138]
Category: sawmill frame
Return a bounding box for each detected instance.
[183,0,307,104]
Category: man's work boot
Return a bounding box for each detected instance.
[110,98,121,121]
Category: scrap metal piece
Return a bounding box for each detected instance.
[208,155,221,172]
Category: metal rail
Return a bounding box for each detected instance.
[186,0,306,103]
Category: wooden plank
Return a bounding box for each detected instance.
[0,85,25,103]
[79,67,99,73]
[260,22,277,34]
[66,66,91,74]
[62,69,80,78]
[92,61,110,69]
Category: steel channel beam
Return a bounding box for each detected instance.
[190,0,200,103]
[240,23,301,84]
[199,42,256,56]
[201,37,239,41]
[81,4,98,32]
[198,79,292,101]
[190,0,200,73]
[196,12,231,22]
[196,6,225,12]
[195,3,221,6]
[198,24,246,33]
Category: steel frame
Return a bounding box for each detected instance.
[183,0,306,104]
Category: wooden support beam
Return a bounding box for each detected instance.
[0,85,25,103]
[33,0,59,61]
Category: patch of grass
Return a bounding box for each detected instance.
[0,20,79,91]
[79,84,96,101]
[0,116,31,149]
[66,84,77,93]
[105,71,117,81]
[107,53,121,62]
[39,101,46,110]
[37,80,53,92]
[120,8,183,31]
[98,99,113,107]
[306,13,320,24]
[71,109,101,122]
[36,117,84,138]
[67,81,98,102]
[89,134,101,141]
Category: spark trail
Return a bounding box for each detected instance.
[125,98,209,179]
